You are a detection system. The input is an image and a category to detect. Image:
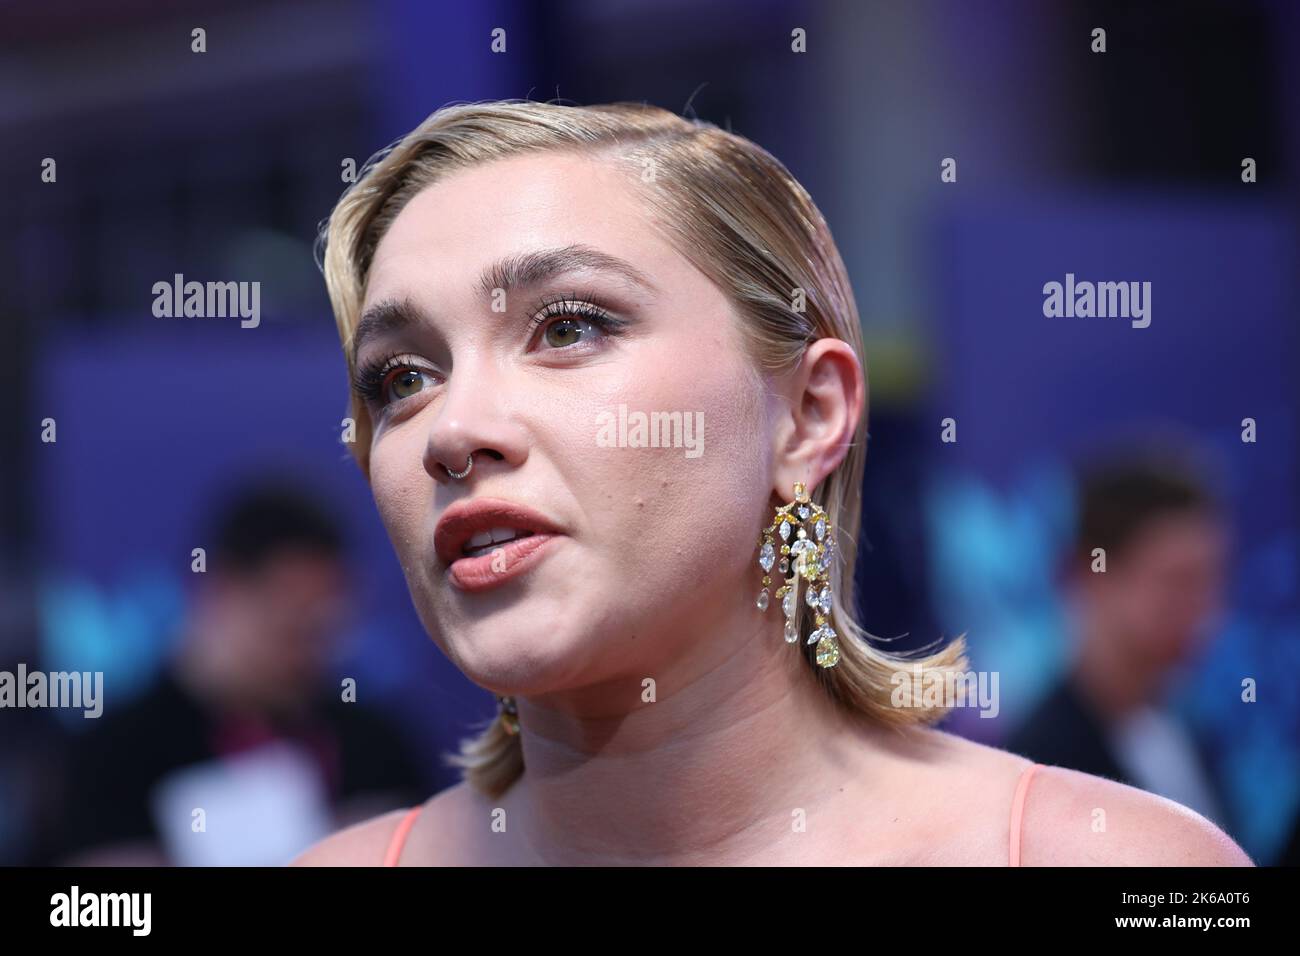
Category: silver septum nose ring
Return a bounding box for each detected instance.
[445,453,474,480]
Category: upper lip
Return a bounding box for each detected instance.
[433,497,563,566]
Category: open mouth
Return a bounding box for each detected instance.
[460,527,535,560]
[433,498,565,592]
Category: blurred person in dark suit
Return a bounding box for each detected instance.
[1007,452,1237,835]
[48,483,425,865]
[1276,811,1300,865]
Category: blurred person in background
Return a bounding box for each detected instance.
[1008,452,1236,835]
[1277,810,1300,866]
[48,483,425,865]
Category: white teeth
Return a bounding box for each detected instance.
[461,527,531,557]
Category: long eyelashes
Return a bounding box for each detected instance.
[351,292,629,408]
[351,353,430,406]
[524,292,628,341]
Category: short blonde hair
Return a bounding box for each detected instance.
[316,100,969,797]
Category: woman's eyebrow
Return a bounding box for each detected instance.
[473,243,656,300]
[350,297,421,363]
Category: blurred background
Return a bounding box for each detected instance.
[0,0,1296,865]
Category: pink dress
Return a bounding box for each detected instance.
[384,762,1047,865]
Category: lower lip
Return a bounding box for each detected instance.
[446,533,562,592]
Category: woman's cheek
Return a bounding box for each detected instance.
[367,439,429,568]
[595,357,764,580]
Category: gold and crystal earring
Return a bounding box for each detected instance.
[755,481,841,668]
[497,695,520,735]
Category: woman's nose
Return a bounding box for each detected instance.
[422,360,528,483]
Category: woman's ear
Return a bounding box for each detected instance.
[771,338,866,496]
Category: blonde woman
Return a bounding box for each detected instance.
[294,101,1251,866]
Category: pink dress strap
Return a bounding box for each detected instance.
[383,806,422,867]
[1009,762,1043,867]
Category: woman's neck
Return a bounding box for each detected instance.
[496,620,906,865]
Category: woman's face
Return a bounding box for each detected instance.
[356,151,774,698]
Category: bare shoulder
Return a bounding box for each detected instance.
[903,731,1252,866]
[289,806,415,867]
[291,782,485,866]
[1018,764,1254,866]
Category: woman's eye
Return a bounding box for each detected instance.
[385,368,433,403]
[542,317,599,349]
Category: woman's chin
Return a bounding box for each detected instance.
[438,625,591,690]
